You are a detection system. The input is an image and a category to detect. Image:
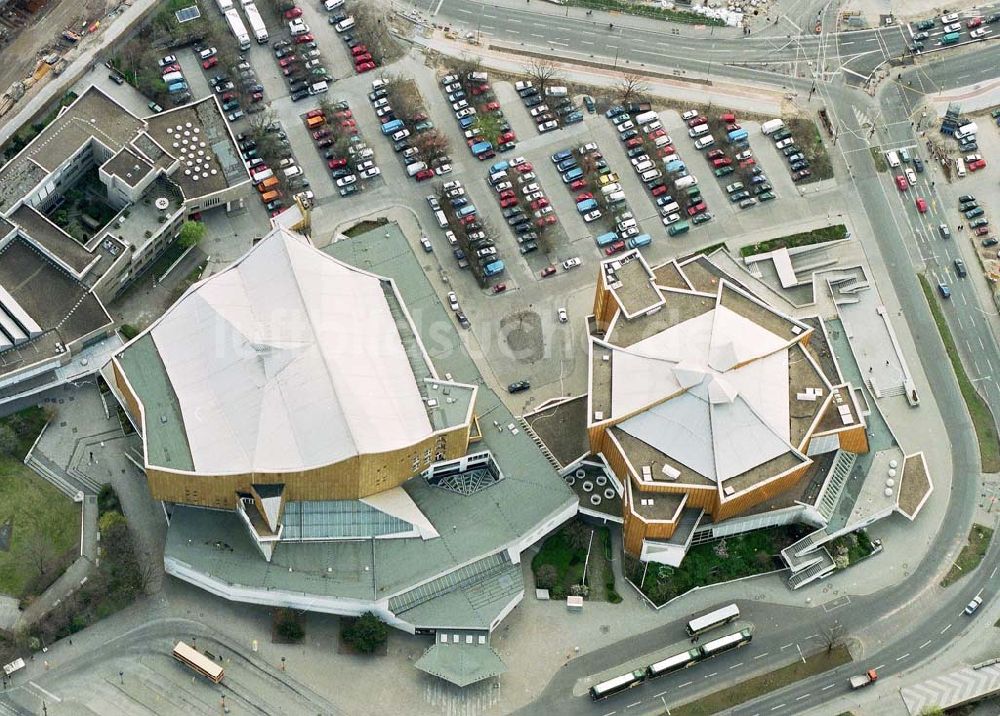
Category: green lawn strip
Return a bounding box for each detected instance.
[869,145,888,173]
[740,224,847,258]
[670,646,852,716]
[0,457,80,598]
[941,524,994,587]
[918,274,1000,472]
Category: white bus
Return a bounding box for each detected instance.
[589,669,645,700]
[172,641,224,683]
[686,603,740,636]
[646,647,700,679]
[700,627,753,657]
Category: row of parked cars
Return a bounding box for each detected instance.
[241,122,311,216]
[513,81,582,133]
[428,181,506,278]
[273,29,328,102]
[304,104,379,196]
[684,111,774,209]
[156,53,193,106]
[369,78,450,181]
[487,156,549,255]
[207,59,265,123]
[442,71,517,158]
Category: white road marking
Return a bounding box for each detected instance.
[730,663,744,669]
[551,41,568,46]
[919,639,932,649]
[841,40,855,46]
[626,702,641,709]
[603,711,617,716]
[941,623,952,634]
[29,683,61,702]
[795,694,811,701]
[754,652,770,659]
[821,684,836,691]
[896,653,910,661]
[455,7,472,14]
[678,680,693,688]
[991,565,998,578]
[507,29,519,34]
[771,704,786,711]
[780,643,794,650]
[706,672,719,678]
[654,691,668,698]
[875,664,886,670]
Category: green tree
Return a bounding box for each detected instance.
[177,221,205,248]
[99,510,127,534]
[342,612,388,654]
[535,564,558,590]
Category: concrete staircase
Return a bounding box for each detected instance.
[818,450,856,521]
[787,551,836,589]
[24,452,94,500]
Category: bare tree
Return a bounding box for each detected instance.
[617,72,649,105]
[352,1,403,64]
[411,129,450,164]
[820,622,844,654]
[524,58,562,95]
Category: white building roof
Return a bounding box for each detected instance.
[611,299,795,483]
[148,228,434,474]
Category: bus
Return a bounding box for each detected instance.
[686,603,740,636]
[172,641,224,683]
[700,628,753,657]
[589,669,646,700]
[646,647,700,679]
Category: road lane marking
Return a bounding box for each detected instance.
[919,640,932,649]
[875,664,886,670]
[730,663,744,669]
[654,691,667,698]
[602,712,616,716]
[508,30,519,34]
[29,682,61,702]
[508,18,521,23]
[626,702,641,709]
[841,41,855,46]
[795,694,811,701]
[530,33,544,38]
[551,41,568,46]
[941,624,952,634]
[780,643,793,650]
[679,681,693,688]
[754,652,770,659]
[581,40,593,45]
[706,672,719,678]
[991,565,998,578]
[771,705,786,711]
[455,7,472,14]
[896,653,910,661]
[821,684,835,691]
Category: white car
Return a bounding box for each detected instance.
[578,142,599,154]
[530,105,550,117]
[517,172,536,183]
[447,187,466,198]
[533,206,554,218]
[524,191,544,202]
[510,156,528,167]
[971,28,988,39]
[735,150,753,161]
[617,120,635,133]
[199,47,217,60]
[391,129,410,141]
[444,82,461,93]
[630,155,650,166]
[619,225,639,238]
[158,54,177,67]
[965,153,983,163]
[456,107,476,119]
[360,167,380,180]
[376,106,393,118]
[452,99,469,111]
[662,212,681,226]
[357,160,375,172]
[521,182,540,195]
[775,137,794,149]
[681,109,698,120]
[940,12,958,23]
[447,291,459,311]
[442,180,462,190]
[441,74,459,85]
[965,595,983,615]
[372,98,389,109]
[402,147,419,160]
[582,209,602,223]
[335,175,357,187]
[444,231,458,245]
[435,164,453,175]
[557,307,568,323]
[943,22,961,32]
[905,168,917,186]
[494,181,512,192]
[538,120,558,132]
[562,257,582,270]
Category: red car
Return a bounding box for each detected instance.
[725,123,741,132]
[356,62,376,73]
[498,131,515,143]
[306,109,324,119]
[221,92,236,102]
[649,129,666,139]
[471,83,491,95]
[351,44,368,55]
[541,266,557,278]
[894,175,908,191]
[969,158,987,171]
[651,184,668,197]
[251,92,264,103]
[327,157,347,169]
[484,101,501,112]
[499,190,515,200]
[411,112,428,122]
[500,196,518,208]
[712,158,732,168]
[284,6,303,18]
[626,137,643,148]
[294,33,314,43]
[707,149,726,160]
[975,226,990,236]
[201,57,218,70]
[339,119,356,129]
[570,178,586,190]
[719,112,736,123]
[915,197,928,213]
[335,110,353,119]
[576,192,594,201]
[279,57,297,68]
[492,283,507,293]
[536,215,557,226]
[968,16,983,27]
[531,198,550,210]
[313,129,332,140]
[604,240,627,255]
[687,201,707,216]
[460,214,478,224]
[161,64,181,74]
[415,169,435,182]
[739,158,755,168]
[686,115,707,127]
[354,53,372,63]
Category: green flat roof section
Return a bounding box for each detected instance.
[394,562,523,631]
[116,334,194,471]
[415,642,507,688]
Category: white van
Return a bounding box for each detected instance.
[324,0,344,9]
[600,183,622,195]
[406,161,428,177]
[634,110,658,125]
[955,122,978,139]
[694,135,715,150]
[162,71,184,84]
[688,124,709,138]
[885,150,900,168]
[544,86,568,97]
[606,191,626,203]
[654,135,672,149]
[633,160,654,173]
[761,118,785,135]
[334,16,355,32]
[435,210,448,228]
[659,202,680,215]
[956,158,966,177]
[618,218,638,232]
[675,175,698,189]
[640,169,661,183]
[308,81,329,95]
[283,165,303,178]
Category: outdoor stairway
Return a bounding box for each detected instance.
[787,550,836,589]
[818,450,857,521]
[24,453,85,499]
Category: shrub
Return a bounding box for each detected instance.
[341,612,387,654]
[535,564,558,590]
[274,608,305,642]
[607,590,622,604]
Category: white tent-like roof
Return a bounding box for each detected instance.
[148,228,434,474]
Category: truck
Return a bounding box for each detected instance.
[576,199,598,213]
[849,669,878,689]
[483,259,505,277]
[760,118,785,135]
[727,128,749,143]
[941,32,960,45]
[470,141,494,157]
[381,119,404,135]
[243,2,268,43]
[215,0,233,12]
[224,8,251,51]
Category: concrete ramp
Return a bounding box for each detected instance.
[900,659,1000,715]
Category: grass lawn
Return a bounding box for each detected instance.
[786,117,834,183]
[627,526,805,606]
[918,274,1000,472]
[869,146,888,173]
[0,457,80,598]
[942,524,994,587]
[532,520,612,600]
[671,645,852,715]
[740,224,847,258]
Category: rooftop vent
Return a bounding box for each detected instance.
[593,411,604,421]
[661,463,680,480]
[723,485,735,496]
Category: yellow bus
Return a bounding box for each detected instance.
[172,641,224,683]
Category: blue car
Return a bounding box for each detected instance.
[551,149,573,163]
[564,111,584,124]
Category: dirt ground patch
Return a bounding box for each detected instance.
[500,310,544,363]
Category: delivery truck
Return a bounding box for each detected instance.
[849,669,878,689]
[224,8,251,50]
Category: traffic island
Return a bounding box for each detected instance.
[941,524,994,587]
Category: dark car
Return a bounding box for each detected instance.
[508,380,530,394]
[290,89,309,102]
[524,95,543,108]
